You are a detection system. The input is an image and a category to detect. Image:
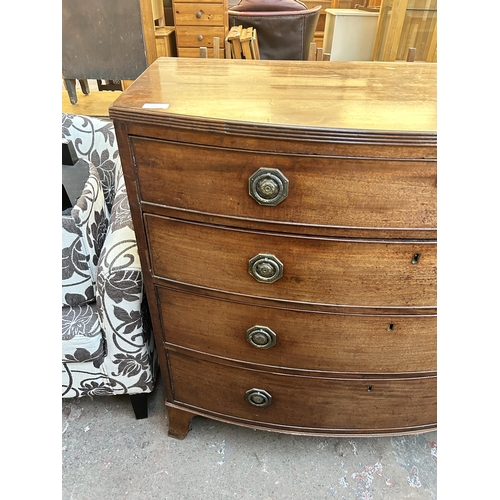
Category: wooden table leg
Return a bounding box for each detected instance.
[167,407,195,440]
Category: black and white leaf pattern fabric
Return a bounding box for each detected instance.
[62,162,109,306]
[62,114,119,211]
[62,303,105,366]
[62,114,157,399]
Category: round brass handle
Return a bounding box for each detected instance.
[196,11,202,18]
[246,326,277,349]
[248,253,283,283]
[249,167,289,206]
[197,34,204,41]
[245,388,272,407]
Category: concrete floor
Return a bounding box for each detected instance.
[62,377,437,500]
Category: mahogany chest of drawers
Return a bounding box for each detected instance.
[110,58,437,439]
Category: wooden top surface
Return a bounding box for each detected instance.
[109,58,436,136]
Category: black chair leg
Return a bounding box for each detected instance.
[130,393,148,419]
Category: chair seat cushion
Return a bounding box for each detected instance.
[62,303,106,366]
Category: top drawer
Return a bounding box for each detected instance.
[131,137,436,230]
[174,3,225,26]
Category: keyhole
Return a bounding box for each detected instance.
[412,253,421,264]
[387,323,394,332]
[367,385,373,392]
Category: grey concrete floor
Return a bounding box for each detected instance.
[62,377,437,500]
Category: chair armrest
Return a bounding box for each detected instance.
[96,166,146,358]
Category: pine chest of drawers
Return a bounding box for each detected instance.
[110,58,437,439]
[172,0,228,58]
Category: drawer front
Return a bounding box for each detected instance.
[175,26,226,48]
[157,287,437,373]
[174,4,225,26]
[131,138,436,230]
[169,352,437,432]
[146,216,436,307]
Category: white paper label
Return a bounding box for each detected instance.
[142,103,170,109]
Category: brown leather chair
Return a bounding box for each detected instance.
[228,0,321,60]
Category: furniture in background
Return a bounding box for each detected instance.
[199,37,224,58]
[336,0,382,7]
[62,0,158,104]
[62,113,157,418]
[323,8,379,60]
[224,25,260,58]
[151,0,166,25]
[301,0,382,50]
[354,0,381,10]
[201,32,324,60]
[372,0,436,61]
[109,57,437,439]
[172,0,228,58]
[228,0,321,60]
[155,26,178,57]
[95,80,123,92]
[307,42,330,60]
[301,0,330,49]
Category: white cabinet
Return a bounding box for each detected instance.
[323,9,379,61]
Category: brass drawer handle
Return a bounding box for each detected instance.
[245,388,272,407]
[246,326,277,349]
[248,253,283,283]
[249,167,289,206]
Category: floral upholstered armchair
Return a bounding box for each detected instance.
[62,113,157,418]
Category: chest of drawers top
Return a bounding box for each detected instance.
[110,58,436,139]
